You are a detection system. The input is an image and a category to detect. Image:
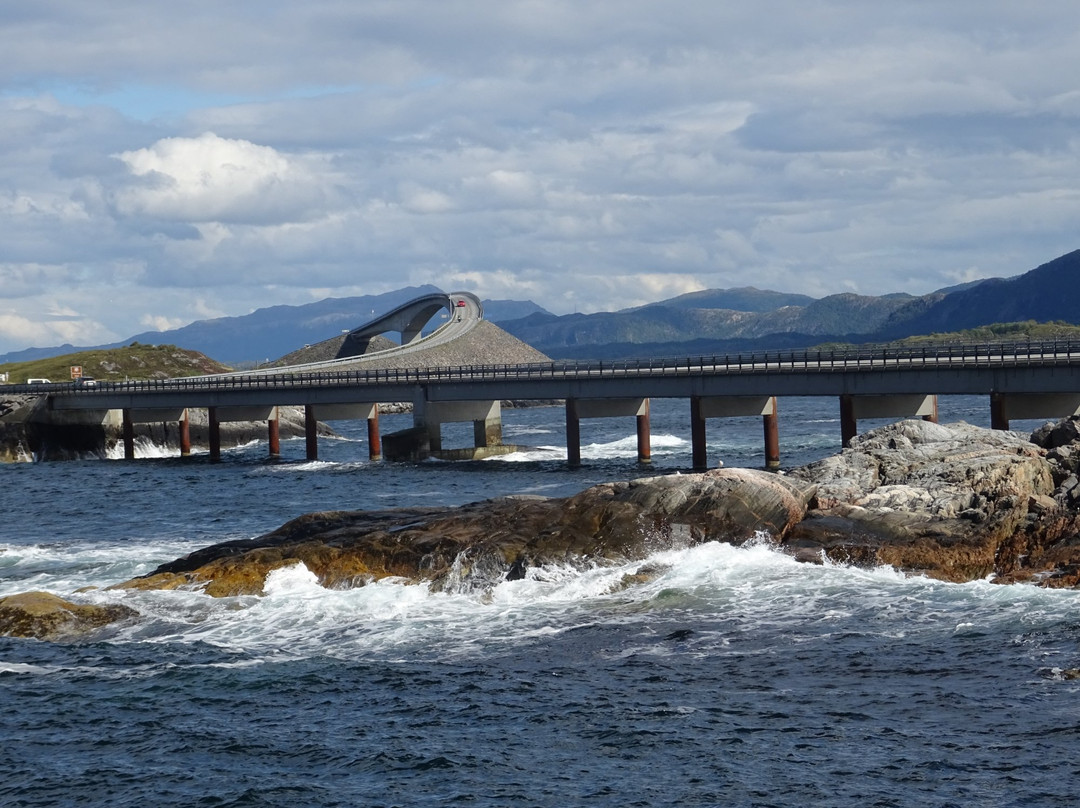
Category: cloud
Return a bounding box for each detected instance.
[1,2,1080,355]
[112,132,333,224]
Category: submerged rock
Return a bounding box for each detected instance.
[0,591,137,640]
[114,468,815,597]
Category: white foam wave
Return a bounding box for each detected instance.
[488,433,689,462]
[83,539,1080,663]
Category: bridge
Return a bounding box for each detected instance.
[26,338,1080,468]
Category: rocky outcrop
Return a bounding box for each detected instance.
[0,592,137,640]
[114,468,815,597]
[784,419,1080,585]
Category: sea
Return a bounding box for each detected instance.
[2,396,1080,808]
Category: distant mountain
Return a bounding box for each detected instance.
[625,286,815,313]
[497,249,1080,358]
[876,250,1080,338]
[0,290,552,367]
[500,292,920,356]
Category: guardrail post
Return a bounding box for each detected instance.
[690,396,708,471]
[566,398,581,468]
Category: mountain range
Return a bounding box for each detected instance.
[2,249,1078,366]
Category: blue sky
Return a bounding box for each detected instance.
[1,1,1079,355]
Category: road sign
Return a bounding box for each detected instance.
[70,366,83,379]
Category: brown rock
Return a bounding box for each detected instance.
[114,468,816,597]
[0,591,137,640]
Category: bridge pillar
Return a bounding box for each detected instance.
[179,410,191,457]
[840,394,937,446]
[122,409,135,460]
[368,409,382,462]
[840,395,857,448]
[763,399,780,469]
[690,396,708,471]
[305,405,319,460]
[690,395,777,470]
[413,397,502,456]
[566,398,581,468]
[563,398,649,467]
[209,407,221,463]
[268,416,281,458]
[636,399,652,464]
[989,393,1080,430]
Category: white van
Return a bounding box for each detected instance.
[26,378,51,384]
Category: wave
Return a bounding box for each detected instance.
[13,539,1071,666]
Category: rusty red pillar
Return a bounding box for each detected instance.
[368,408,382,461]
[566,398,581,468]
[840,394,857,448]
[990,393,1009,431]
[690,396,708,471]
[179,409,191,457]
[922,395,939,424]
[763,397,780,469]
[305,405,319,460]
[268,415,281,458]
[208,407,221,463]
[122,408,135,461]
[636,399,652,464]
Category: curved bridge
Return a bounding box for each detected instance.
[336,291,483,359]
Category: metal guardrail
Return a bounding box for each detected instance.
[9,339,1080,397]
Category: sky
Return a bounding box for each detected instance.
[1,1,1079,355]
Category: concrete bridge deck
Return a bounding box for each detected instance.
[20,339,1080,467]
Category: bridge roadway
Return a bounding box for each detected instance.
[32,339,1080,467]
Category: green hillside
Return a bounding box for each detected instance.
[0,343,231,384]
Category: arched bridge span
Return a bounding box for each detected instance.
[336,292,483,359]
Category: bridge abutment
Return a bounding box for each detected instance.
[989,393,1080,431]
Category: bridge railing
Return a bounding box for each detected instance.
[20,337,1080,396]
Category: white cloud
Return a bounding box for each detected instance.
[113,132,332,224]
[1,1,1080,355]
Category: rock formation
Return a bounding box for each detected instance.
[0,592,137,641]
[785,419,1080,585]
[115,468,815,597]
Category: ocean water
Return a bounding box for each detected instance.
[2,397,1079,807]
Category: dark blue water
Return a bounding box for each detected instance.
[2,397,1079,807]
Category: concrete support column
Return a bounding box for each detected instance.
[474,414,502,448]
[368,409,382,461]
[922,395,939,424]
[690,396,708,471]
[268,417,281,458]
[636,399,652,464]
[122,408,135,461]
[179,410,191,457]
[305,405,319,460]
[763,397,780,469]
[840,394,857,448]
[990,393,1009,431]
[566,398,581,468]
[208,407,221,463]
